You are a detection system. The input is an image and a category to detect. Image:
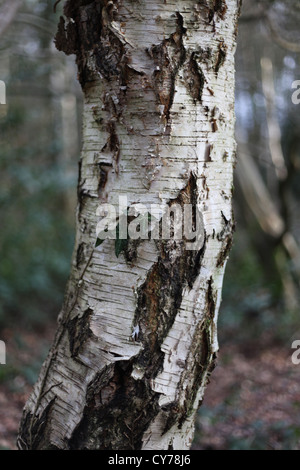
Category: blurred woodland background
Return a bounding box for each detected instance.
[1,0,300,450]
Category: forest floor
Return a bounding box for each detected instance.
[194,332,300,450]
[0,323,300,450]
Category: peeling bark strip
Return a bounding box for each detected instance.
[214,0,228,19]
[185,53,205,102]
[18,0,241,450]
[148,11,186,125]
[55,1,120,83]
[67,308,94,358]
[215,41,227,75]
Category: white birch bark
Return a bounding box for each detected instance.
[18,0,241,450]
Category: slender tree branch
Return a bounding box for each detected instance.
[266,14,300,53]
[15,13,55,36]
[239,8,267,23]
[240,4,300,53]
[260,56,287,181]
[0,0,22,37]
[54,0,62,14]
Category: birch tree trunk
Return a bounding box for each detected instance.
[18,0,241,450]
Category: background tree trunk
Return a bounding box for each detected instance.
[18,0,241,450]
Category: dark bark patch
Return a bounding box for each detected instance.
[77,160,88,215]
[210,106,221,132]
[92,106,103,127]
[217,211,234,241]
[93,31,127,82]
[69,361,161,450]
[223,151,229,162]
[107,121,120,157]
[214,42,227,75]
[18,397,57,450]
[205,143,212,163]
[148,12,186,126]
[195,0,226,22]
[211,119,218,132]
[216,234,233,267]
[216,212,235,267]
[206,276,216,321]
[184,53,205,103]
[55,16,78,55]
[97,162,112,196]
[101,121,120,173]
[55,1,126,86]
[203,0,227,22]
[76,242,85,269]
[213,0,228,20]
[67,308,94,358]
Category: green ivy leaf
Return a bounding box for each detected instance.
[95,237,105,248]
[115,222,128,257]
[96,211,157,257]
[115,237,128,258]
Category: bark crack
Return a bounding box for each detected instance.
[55,0,127,86]
[184,52,206,103]
[148,12,187,129]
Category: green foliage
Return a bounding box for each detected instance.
[0,71,77,327]
[96,212,154,258]
[115,234,129,258]
[218,228,299,346]
[0,116,76,325]
[196,404,300,450]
